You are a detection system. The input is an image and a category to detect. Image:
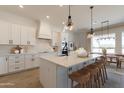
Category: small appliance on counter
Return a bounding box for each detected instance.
[68,41,74,51]
[61,41,68,56]
[10,45,24,54]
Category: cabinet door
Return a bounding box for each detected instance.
[8,56,15,72]
[0,20,9,44]
[27,27,35,45]
[25,55,34,69]
[0,57,8,75]
[20,26,28,45]
[11,24,21,45]
[32,54,39,67]
[39,59,56,88]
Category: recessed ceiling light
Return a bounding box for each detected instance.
[19,5,24,8]
[46,16,50,19]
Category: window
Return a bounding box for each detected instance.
[91,33,115,54]
[122,32,124,54]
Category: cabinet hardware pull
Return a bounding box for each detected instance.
[6,58,8,61]
[9,40,13,44]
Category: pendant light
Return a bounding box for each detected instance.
[87,6,95,38]
[65,5,74,31]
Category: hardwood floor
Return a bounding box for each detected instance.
[0,68,43,88]
[0,64,124,88]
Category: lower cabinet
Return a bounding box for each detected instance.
[33,54,40,67]
[40,58,57,88]
[25,55,34,69]
[0,56,8,75]
[0,54,40,75]
[8,55,25,72]
[25,54,40,69]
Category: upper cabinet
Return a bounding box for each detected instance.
[10,24,21,45]
[21,26,36,45]
[0,20,36,45]
[21,26,28,45]
[38,21,52,39]
[27,27,36,45]
[0,20,9,44]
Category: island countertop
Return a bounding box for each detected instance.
[39,52,101,68]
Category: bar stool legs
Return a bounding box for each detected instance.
[69,56,108,88]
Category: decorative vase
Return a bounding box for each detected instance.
[76,48,88,58]
[102,48,107,55]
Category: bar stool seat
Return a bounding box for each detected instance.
[69,70,90,88]
[79,64,100,88]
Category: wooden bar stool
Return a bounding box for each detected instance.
[78,64,100,88]
[95,58,108,85]
[94,62,105,85]
[69,70,90,88]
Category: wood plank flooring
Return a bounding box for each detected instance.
[0,64,124,88]
[0,68,43,88]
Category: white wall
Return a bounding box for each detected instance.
[72,31,90,51]
[0,11,58,54]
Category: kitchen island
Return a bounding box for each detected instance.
[39,52,101,88]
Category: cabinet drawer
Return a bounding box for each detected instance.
[15,55,25,61]
[9,60,24,66]
[9,63,24,72]
[8,56,15,61]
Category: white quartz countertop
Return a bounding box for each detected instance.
[39,52,101,68]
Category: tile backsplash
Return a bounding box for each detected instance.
[0,39,53,54]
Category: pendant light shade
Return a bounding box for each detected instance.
[87,6,95,38]
[66,5,74,31]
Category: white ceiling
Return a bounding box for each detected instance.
[0,5,124,31]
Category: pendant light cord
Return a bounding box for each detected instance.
[90,6,93,29]
[69,5,70,16]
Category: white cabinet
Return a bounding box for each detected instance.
[40,59,57,88]
[32,54,40,67]
[0,56,8,75]
[0,19,36,45]
[25,55,34,69]
[0,54,39,75]
[21,26,28,45]
[8,55,25,72]
[0,20,9,44]
[25,54,39,69]
[27,27,35,45]
[21,26,35,45]
[10,24,21,45]
[38,21,52,39]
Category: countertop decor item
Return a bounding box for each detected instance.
[10,45,23,54]
[76,48,88,58]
